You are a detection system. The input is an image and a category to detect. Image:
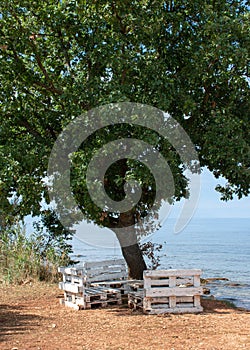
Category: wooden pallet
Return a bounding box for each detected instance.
[58,260,126,310]
[61,286,122,310]
[128,269,203,314]
[58,258,140,300]
[58,259,127,286]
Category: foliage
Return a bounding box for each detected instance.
[70,122,188,233]
[0,222,73,284]
[140,241,165,270]
[220,299,238,309]
[33,209,74,258]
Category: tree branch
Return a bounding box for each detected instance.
[28,40,63,94]
[56,29,75,78]
[9,8,63,95]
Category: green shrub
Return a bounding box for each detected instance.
[0,223,72,284]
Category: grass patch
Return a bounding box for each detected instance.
[0,223,72,284]
[220,299,238,309]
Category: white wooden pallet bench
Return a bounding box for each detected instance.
[58,259,131,310]
[128,269,203,314]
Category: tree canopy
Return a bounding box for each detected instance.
[0,0,249,277]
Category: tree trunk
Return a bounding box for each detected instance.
[120,242,147,280]
[111,211,147,280]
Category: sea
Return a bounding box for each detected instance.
[70,217,250,310]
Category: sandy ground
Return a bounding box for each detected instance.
[0,282,249,350]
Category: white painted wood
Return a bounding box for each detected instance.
[75,297,85,306]
[58,266,65,273]
[84,287,105,296]
[194,295,201,307]
[59,281,83,294]
[145,278,170,286]
[169,276,176,288]
[58,266,85,275]
[143,269,202,278]
[86,264,127,272]
[176,303,196,308]
[59,257,127,278]
[59,259,126,311]
[83,259,125,269]
[85,267,127,277]
[144,306,203,314]
[86,272,127,283]
[169,296,176,308]
[143,297,169,304]
[139,269,203,314]
[142,296,195,305]
[144,277,194,287]
[91,280,122,286]
[193,275,201,287]
[177,296,194,303]
[143,276,151,289]
[58,257,129,313]
[143,298,152,310]
[64,267,85,276]
[60,299,80,310]
[145,286,203,297]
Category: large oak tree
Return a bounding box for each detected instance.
[0,0,249,278]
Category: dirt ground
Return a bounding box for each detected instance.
[0,282,249,350]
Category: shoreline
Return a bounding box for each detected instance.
[201,277,250,311]
[202,295,250,312]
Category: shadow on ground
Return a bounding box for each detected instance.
[0,304,46,342]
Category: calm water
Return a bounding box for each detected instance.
[71,218,250,310]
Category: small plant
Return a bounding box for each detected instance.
[140,241,165,270]
[221,299,237,309]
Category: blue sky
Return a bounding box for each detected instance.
[170,167,250,219]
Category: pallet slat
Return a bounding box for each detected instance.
[144,269,202,277]
[145,306,203,315]
[86,272,127,283]
[59,281,83,294]
[83,259,125,268]
[145,286,203,297]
